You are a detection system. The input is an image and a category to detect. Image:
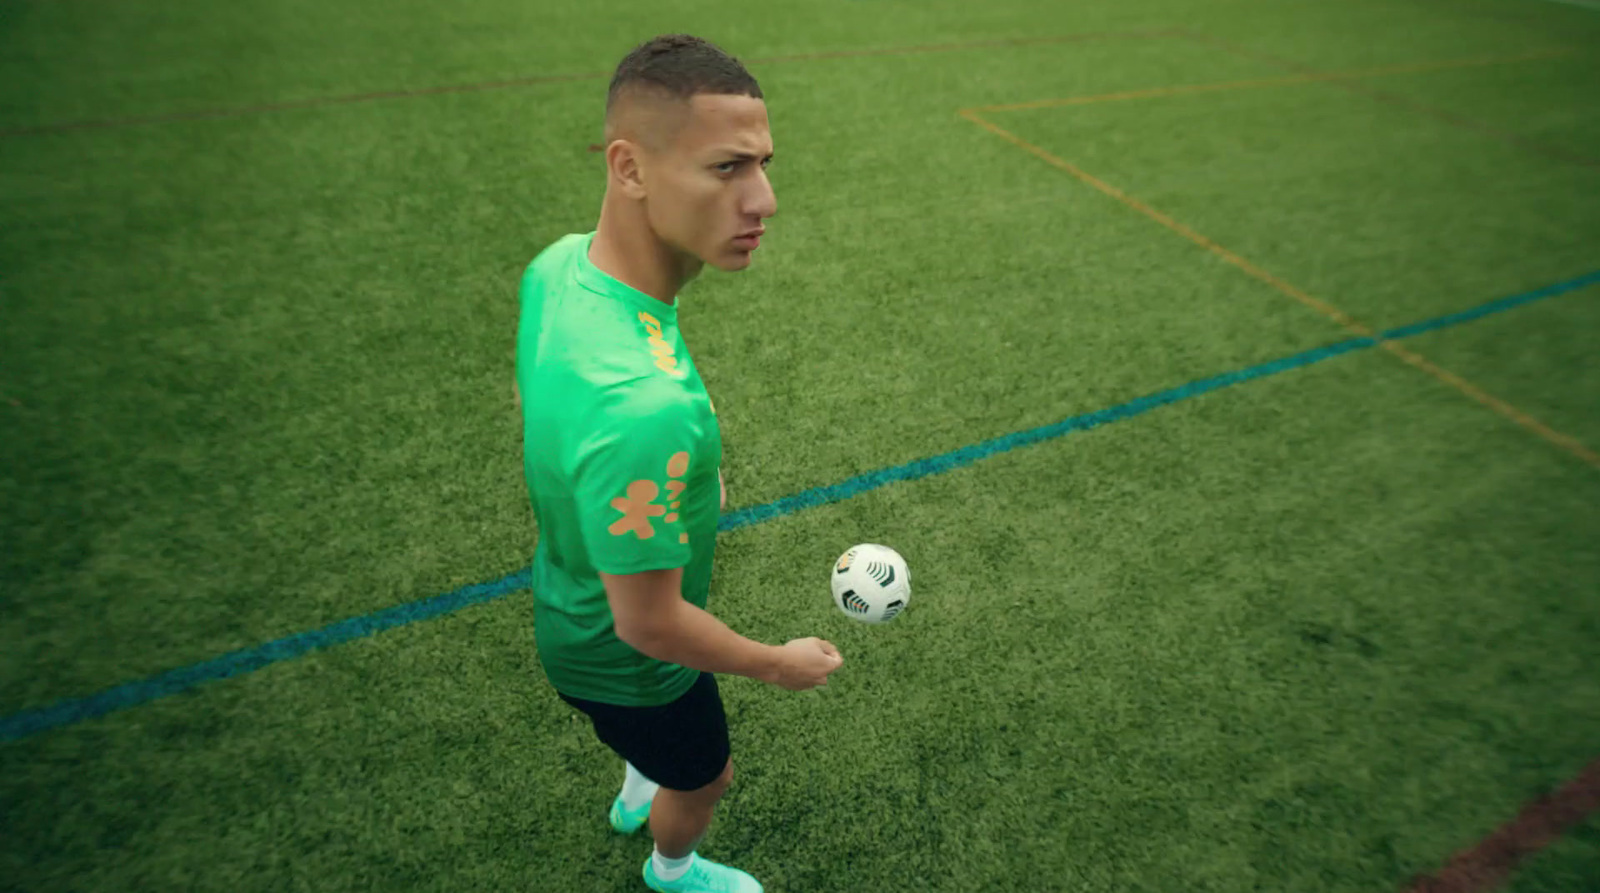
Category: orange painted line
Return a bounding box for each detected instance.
[958,109,1599,470]
[0,28,1180,139]
[1378,342,1600,466]
[957,109,1372,331]
[1173,30,1599,168]
[967,48,1570,113]
[975,75,1313,113]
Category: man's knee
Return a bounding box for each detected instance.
[693,758,733,800]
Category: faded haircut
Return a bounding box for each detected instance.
[604,34,763,141]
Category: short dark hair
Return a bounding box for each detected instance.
[606,34,763,116]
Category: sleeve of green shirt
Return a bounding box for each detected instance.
[570,395,700,576]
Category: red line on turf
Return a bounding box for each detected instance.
[1403,758,1600,892]
[0,28,1176,139]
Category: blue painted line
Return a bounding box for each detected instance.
[718,334,1377,532]
[0,569,529,742]
[1377,269,1600,341]
[3,270,1596,743]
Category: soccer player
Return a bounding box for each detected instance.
[514,34,844,893]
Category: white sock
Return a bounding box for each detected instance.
[652,848,694,881]
[621,762,659,811]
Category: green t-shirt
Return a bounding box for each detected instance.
[516,232,723,706]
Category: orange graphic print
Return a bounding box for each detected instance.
[667,452,690,544]
[605,452,694,544]
[608,480,666,539]
[638,312,686,378]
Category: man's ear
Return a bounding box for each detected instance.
[606,140,648,200]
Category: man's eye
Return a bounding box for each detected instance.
[715,162,737,174]
[760,158,771,170]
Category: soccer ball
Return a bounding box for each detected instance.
[831,544,911,624]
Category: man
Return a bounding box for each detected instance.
[514,34,844,893]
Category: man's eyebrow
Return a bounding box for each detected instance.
[712,150,775,162]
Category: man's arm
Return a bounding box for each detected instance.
[602,568,841,691]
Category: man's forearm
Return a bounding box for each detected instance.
[624,600,779,682]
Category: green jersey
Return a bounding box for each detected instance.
[516,232,723,706]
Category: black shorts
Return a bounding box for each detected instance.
[557,672,731,792]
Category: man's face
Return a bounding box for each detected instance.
[641,93,777,272]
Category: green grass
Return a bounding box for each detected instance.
[3,0,1599,890]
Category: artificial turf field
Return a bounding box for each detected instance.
[3,0,1600,890]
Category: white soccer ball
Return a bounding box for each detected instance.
[830,544,911,624]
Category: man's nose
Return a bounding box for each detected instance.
[746,168,777,219]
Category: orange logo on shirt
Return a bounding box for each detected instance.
[606,452,694,543]
[638,312,687,378]
[608,480,666,540]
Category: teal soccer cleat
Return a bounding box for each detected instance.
[609,793,652,835]
[642,854,763,893]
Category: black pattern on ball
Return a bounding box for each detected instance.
[865,561,896,587]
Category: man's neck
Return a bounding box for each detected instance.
[589,203,700,305]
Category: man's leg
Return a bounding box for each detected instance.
[559,677,760,891]
[642,758,761,891]
[610,761,660,834]
[622,762,660,809]
[649,759,732,859]
[640,758,758,889]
